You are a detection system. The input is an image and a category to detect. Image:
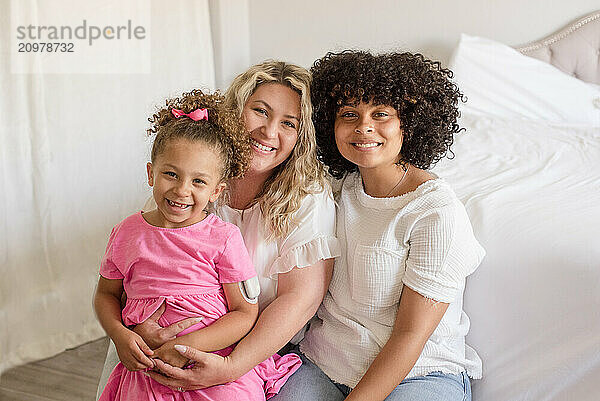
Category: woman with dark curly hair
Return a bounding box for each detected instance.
[275,51,485,401]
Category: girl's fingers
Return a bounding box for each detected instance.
[140,354,155,369]
[123,358,149,372]
[138,339,154,357]
[134,361,150,371]
[147,303,166,322]
[132,342,155,368]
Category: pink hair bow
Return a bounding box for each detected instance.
[171,108,208,121]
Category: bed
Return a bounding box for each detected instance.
[431,10,600,401]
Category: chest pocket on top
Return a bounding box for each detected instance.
[351,244,408,307]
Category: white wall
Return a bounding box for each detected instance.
[247,0,600,68]
[1,0,216,373]
[209,0,250,89]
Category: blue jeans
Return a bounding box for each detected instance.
[271,350,471,401]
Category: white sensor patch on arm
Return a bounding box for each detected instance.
[239,276,260,304]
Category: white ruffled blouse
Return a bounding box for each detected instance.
[216,188,340,317]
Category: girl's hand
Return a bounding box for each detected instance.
[147,345,236,391]
[132,303,203,349]
[152,343,190,369]
[112,327,155,371]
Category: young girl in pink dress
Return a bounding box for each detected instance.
[94,90,301,401]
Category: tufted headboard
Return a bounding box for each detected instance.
[515,10,600,85]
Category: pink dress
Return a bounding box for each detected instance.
[98,212,301,401]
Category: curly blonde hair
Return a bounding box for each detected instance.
[147,89,251,180]
[225,60,326,239]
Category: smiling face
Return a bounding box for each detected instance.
[242,83,301,177]
[334,101,404,173]
[146,138,226,228]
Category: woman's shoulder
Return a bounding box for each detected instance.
[270,182,340,277]
[405,176,462,211]
[277,181,337,243]
[299,179,335,205]
[396,168,457,207]
[327,173,346,195]
[407,179,479,247]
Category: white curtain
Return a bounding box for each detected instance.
[0,0,217,373]
[208,0,251,89]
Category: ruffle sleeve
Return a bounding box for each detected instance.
[268,187,340,278]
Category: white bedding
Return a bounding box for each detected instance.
[432,110,600,400]
[449,35,600,126]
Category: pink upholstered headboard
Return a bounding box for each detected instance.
[515,10,600,85]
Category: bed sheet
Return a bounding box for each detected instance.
[432,110,600,401]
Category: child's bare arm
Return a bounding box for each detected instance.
[94,276,154,371]
[152,281,258,367]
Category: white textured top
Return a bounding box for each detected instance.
[300,172,485,387]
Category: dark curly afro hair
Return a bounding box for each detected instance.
[147,89,251,180]
[311,50,465,179]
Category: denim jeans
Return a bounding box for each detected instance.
[271,350,472,401]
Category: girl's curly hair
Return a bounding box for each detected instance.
[311,50,465,179]
[147,89,251,180]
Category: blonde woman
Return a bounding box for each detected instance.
[96,61,339,397]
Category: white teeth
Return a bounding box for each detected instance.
[251,139,275,152]
[167,199,190,209]
[354,143,379,148]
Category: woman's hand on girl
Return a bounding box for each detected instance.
[112,327,155,372]
[147,345,236,391]
[132,303,203,349]
[151,342,190,369]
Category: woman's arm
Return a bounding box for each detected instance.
[152,282,259,367]
[93,277,155,371]
[226,258,333,374]
[344,286,449,401]
[147,258,334,390]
